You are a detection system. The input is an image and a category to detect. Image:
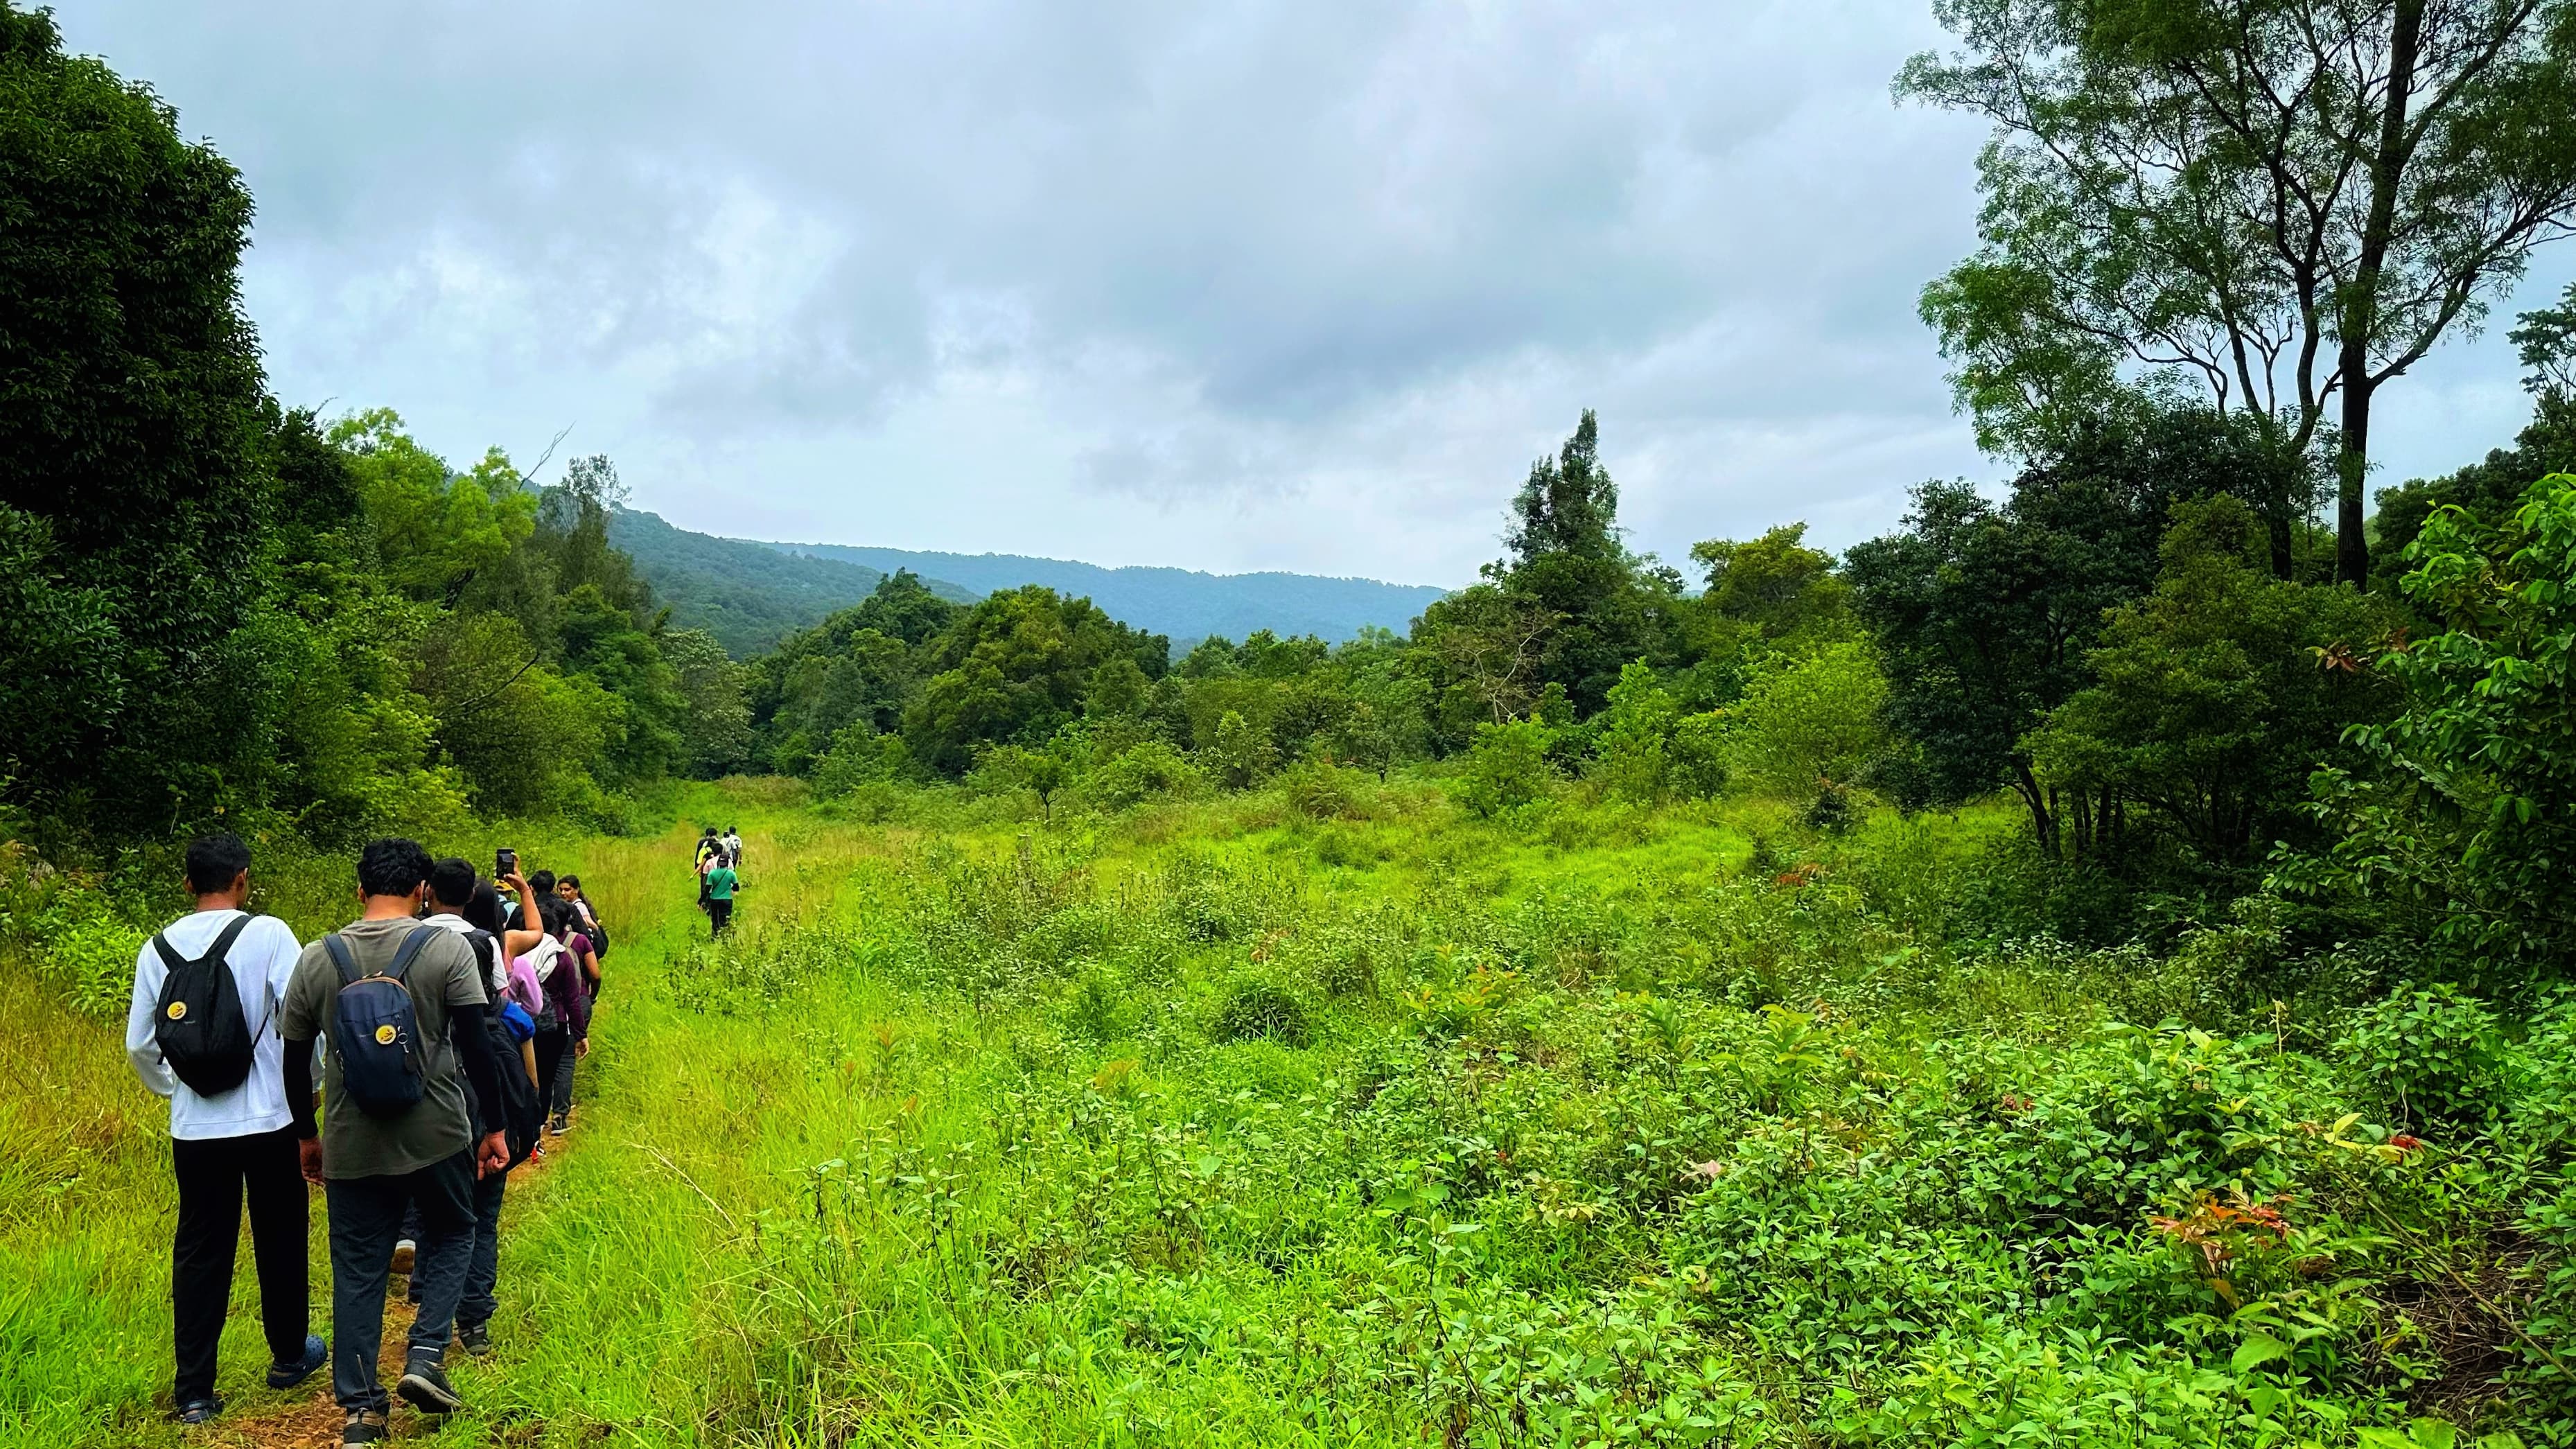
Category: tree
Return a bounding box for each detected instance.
[0,6,275,832]
[1848,478,2150,849]
[1689,524,1855,644]
[1492,410,1685,712]
[664,627,753,777]
[2027,497,2398,864]
[1722,643,1891,801]
[1902,0,2576,586]
[2283,471,2576,978]
[1593,661,1681,804]
[1415,584,1557,726]
[1207,710,1272,790]
[904,586,1167,774]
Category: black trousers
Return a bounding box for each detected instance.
[170,1125,310,1403]
[325,1150,476,1413]
[708,898,734,936]
[533,1029,571,1121]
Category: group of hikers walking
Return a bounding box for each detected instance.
[696,824,743,936]
[123,832,611,1443]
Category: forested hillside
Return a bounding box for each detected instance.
[14,3,2576,1446]
[766,540,1451,647]
[604,507,974,656]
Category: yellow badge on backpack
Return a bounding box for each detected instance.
[374,1024,397,1045]
[166,1001,187,1020]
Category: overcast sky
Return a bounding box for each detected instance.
[57,1,2576,586]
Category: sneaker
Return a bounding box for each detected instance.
[389,1238,416,1276]
[266,1333,327,1388]
[547,1112,570,1136]
[396,1351,464,1416]
[174,1396,222,1425]
[341,1409,389,1446]
[455,1320,492,1357]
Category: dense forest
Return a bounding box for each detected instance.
[15,1,2576,1444]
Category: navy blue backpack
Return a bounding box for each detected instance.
[321,926,437,1118]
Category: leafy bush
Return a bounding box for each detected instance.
[1082,740,1204,811]
[2338,985,2511,1130]
[1209,976,1311,1045]
[1276,759,1365,820]
[1724,640,1889,797]
[1462,719,1557,817]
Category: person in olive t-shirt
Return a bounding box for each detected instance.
[277,839,508,1448]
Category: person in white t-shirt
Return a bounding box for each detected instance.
[123,833,326,1426]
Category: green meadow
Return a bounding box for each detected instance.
[8,777,2563,1447]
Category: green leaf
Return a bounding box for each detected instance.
[2410,1421,2459,1449]
[2229,1333,2290,1373]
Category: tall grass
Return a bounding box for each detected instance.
[3,781,2565,1446]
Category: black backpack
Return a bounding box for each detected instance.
[322,926,437,1119]
[150,915,259,1096]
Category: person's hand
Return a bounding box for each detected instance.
[476,1130,509,1179]
[505,870,532,899]
[297,1136,324,1185]
[575,1037,590,1059]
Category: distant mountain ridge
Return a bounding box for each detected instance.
[606,508,976,657]
[612,505,1452,656]
[764,541,1451,649]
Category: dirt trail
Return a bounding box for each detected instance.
[207,1139,566,1448]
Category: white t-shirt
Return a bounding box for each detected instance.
[421,911,508,996]
[123,909,310,1141]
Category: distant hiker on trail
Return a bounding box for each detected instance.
[520,895,593,1140]
[123,832,327,1427]
[705,851,740,938]
[545,904,601,1135]
[694,827,723,915]
[277,838,510,1446]
[417,859,544,1358]
[722,825,743,869]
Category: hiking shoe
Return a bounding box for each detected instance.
[455,1320,492,1357]
[266,1333,327,1388]
[173,1396,222,1425]
[396,1351,464,1415]
[341,1409,389,1446]
[547,1112,570,1136]
[390,1238,416,1276]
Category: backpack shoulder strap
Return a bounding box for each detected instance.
[201,913,254,966]
[322,933,359,987]
[383,923,438,983]
[151,931,186,974]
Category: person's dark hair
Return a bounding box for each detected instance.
[428,856,477,908]
[536,895,574,936]
[726,824,736,833]
[703,825,717,837]
[463,882,507,936]
[559,874,583,893]
[356,838,433,899]
[529,869,557,896]
[183,833,252,895]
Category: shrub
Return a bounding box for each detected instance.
[2338,984,2510,1129]
[1210,976,1311,1046]
[1277,759,1364,820]
[1463,719,1557,817]
[1083,740,1204,811]
[1725,641,1889,797]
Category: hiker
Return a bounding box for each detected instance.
[415,859,545,1355]
[721,825,743,870]
[277,838,511,1446]
[694,827,722,914]
[541,899,602,1134]
[521,895,592,1141]
[123,832,327,1426]
[704,849,740,938]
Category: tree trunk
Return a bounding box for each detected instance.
[2015,762,2058,857]
[2338,0,2426,589]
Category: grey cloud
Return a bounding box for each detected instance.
[49,0,2561,582]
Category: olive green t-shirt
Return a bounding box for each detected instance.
[277,916,485,1180]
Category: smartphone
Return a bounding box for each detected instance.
[496,847,518,879]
